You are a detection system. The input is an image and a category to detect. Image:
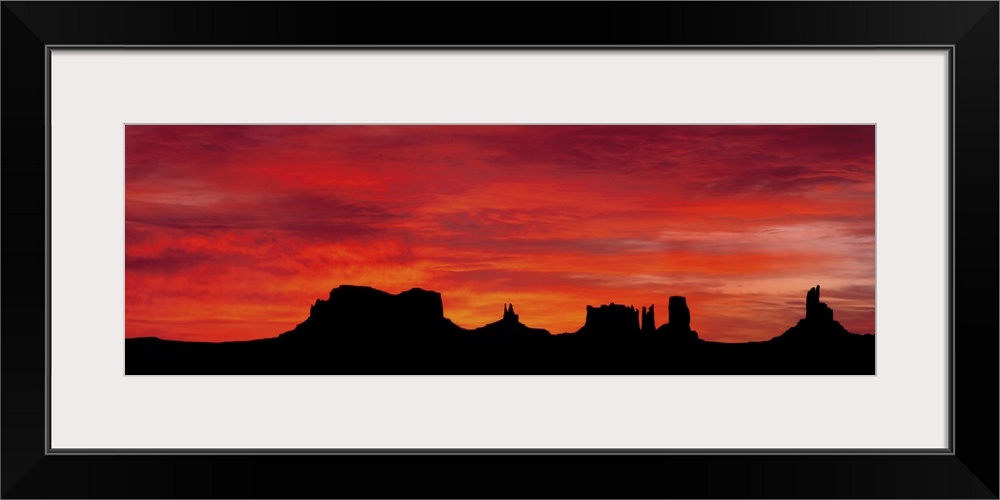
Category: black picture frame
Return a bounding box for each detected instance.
[3,2,996,498]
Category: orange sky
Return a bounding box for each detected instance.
[125,125,875,342]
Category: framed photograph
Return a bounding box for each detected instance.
[122,122,878,377]
[3,2,997,498]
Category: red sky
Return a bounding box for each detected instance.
[125,125,875,343]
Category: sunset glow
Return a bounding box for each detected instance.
[125,125,875,342]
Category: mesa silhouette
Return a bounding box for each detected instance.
[126,284,875,375]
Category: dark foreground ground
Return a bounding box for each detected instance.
[126,323,875,375]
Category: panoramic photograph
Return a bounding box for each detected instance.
[124,125,875,374]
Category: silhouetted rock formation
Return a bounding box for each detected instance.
[668,296,690,330]
[656,296,699,341]
[641,304,656,333]
[279,285,458,345]
[578,303,640,336]
[475,303,550,339]
[805,285,834,322]
[773,285,858,344]
[503,303,519,323]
